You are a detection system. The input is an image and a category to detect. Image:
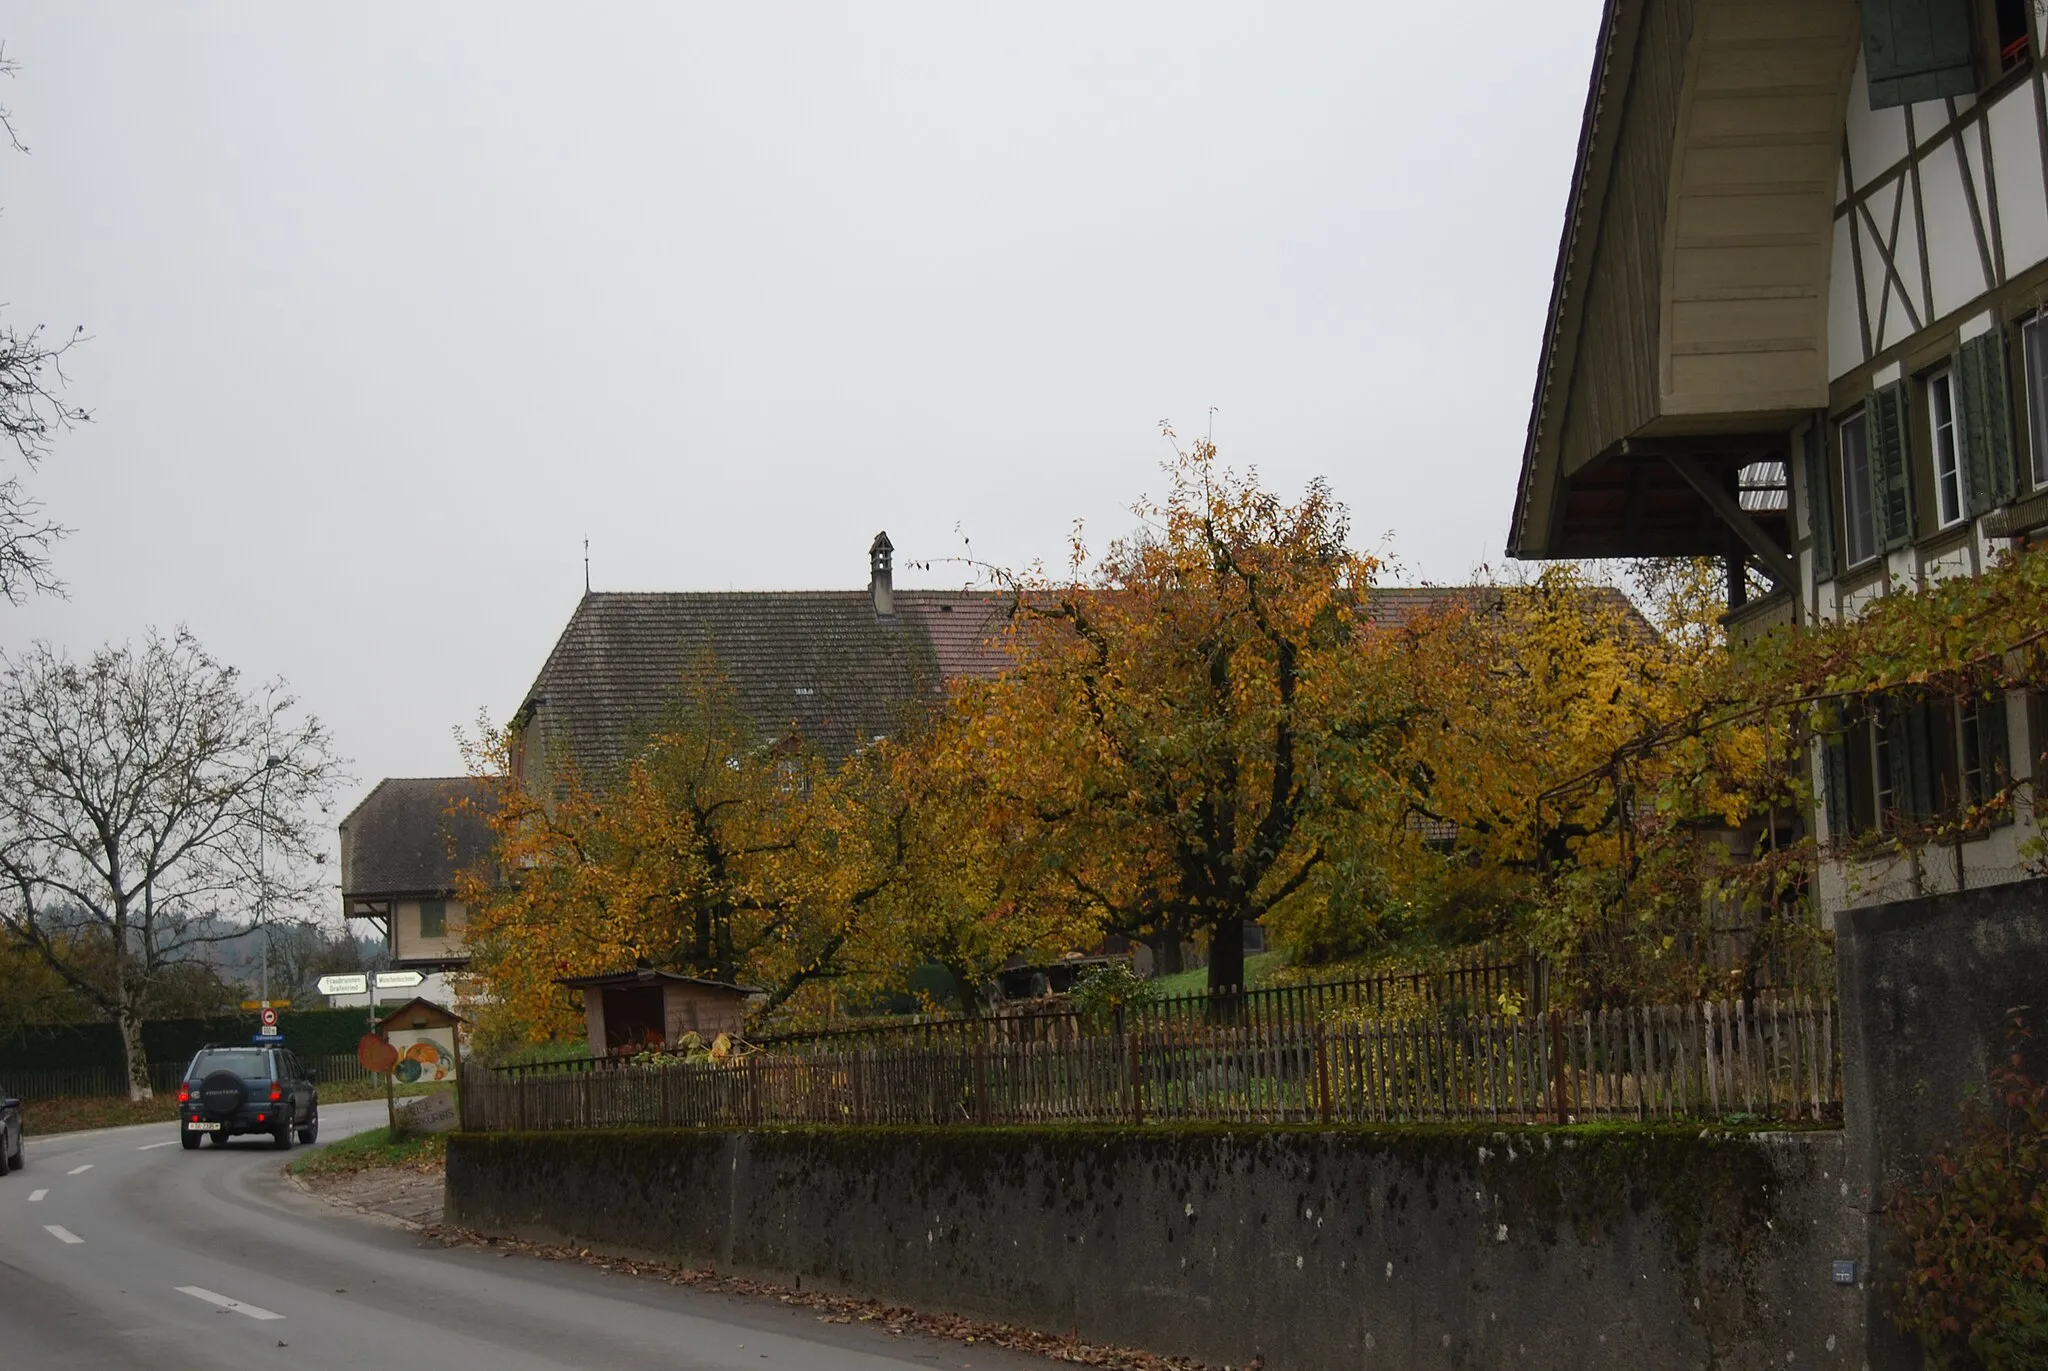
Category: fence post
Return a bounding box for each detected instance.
[1547,1009,1568,1125]
[1315,1022,1332,1125]
[973,1041,990,1125]
[1127,1029,1144,1125]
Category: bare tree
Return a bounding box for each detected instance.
[0,42,90,603]
[0,630,346,1099]
[263,920,386,1005]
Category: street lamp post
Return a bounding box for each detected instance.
[257,755,281,1012]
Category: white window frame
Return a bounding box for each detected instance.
[1839,409,1878,567]
[1928,368,1967,527]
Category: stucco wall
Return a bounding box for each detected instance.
[393,898,468,962]
[447,1124,1868,1371]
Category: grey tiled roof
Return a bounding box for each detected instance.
[1363,584,1645,632]
[339,777,499,899]
[518,590,1014,772]
[513,583,1636,778]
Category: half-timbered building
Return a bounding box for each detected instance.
[1511,0,2047,916]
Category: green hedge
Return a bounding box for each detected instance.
[0,1006,380,1071]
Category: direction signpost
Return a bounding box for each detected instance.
[374,970,425,991]
[315,974,368,997]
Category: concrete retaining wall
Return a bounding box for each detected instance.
[1836,875,2048,1370]
[448,1124,1868,1371]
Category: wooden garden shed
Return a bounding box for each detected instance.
[557,968,758,1057]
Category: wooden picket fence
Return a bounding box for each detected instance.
[463,993,1841,1132]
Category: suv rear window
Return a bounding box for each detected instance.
[190,1049,271,1078]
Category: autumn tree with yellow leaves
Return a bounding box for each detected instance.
[452,444,2048,1044]
[958,441,1409,997]
[454,669,891,1048]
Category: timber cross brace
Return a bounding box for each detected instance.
[1596,435,1798,602]
[1664,454,1797,596]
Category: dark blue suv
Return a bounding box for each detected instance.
[177,1045,319,1150]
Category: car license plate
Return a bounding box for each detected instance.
[187,1121,221,1131]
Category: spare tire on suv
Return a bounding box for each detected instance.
[199,1070,246,1117]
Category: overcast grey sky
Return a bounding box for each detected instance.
[2,3,1602,821]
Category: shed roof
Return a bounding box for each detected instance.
[374,996,468,1029]
[339,777,498,899]
[555,968,762,996]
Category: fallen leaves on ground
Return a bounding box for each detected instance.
[417,1222,1249,1371]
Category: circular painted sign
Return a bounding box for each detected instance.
[357,1032,400,1074]
[260,1007,278,1028]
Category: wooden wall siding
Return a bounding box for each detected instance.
[1555,0,1695,487]
[1520,1,1866,559]
[1658,1,1859,417]
[1831,10,2048,383]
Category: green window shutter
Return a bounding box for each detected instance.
[1979,691,2013,823]
[1957,330,2018,515]
[1822,732,1853,840]
[1804,422,1838,581]
[1869,382,1916,550]
[1860,0,1978,110]
[1900,698,1938,822]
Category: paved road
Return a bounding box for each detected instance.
[0,1100,1046,1370]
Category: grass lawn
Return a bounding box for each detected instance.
[1149,950,1288,998]
[286,1125,446,1180]
[22,1096,177,1136]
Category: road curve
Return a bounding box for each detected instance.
[0,1100,1046,1370]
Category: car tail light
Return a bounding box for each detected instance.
[268,1083,282,1103]
[256,1113,266,1123]
[177,1083,190,1104]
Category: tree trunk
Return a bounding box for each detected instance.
[1207,916,1246,992]
[118,1005,152,1102]
[1206,916,1247,1026]
[1148,935,1184,976]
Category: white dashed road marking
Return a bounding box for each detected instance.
[176,1287,283,1320]
[66,1164,92,1175]
[28,1188,46,1202]
[137,1141,176,1151]
[43,1225,82,1244]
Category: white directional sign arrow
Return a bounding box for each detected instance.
[315,973,368,996]
[374,970,426,990]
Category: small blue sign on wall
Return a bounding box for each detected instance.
[1831,1260,1857,1285]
